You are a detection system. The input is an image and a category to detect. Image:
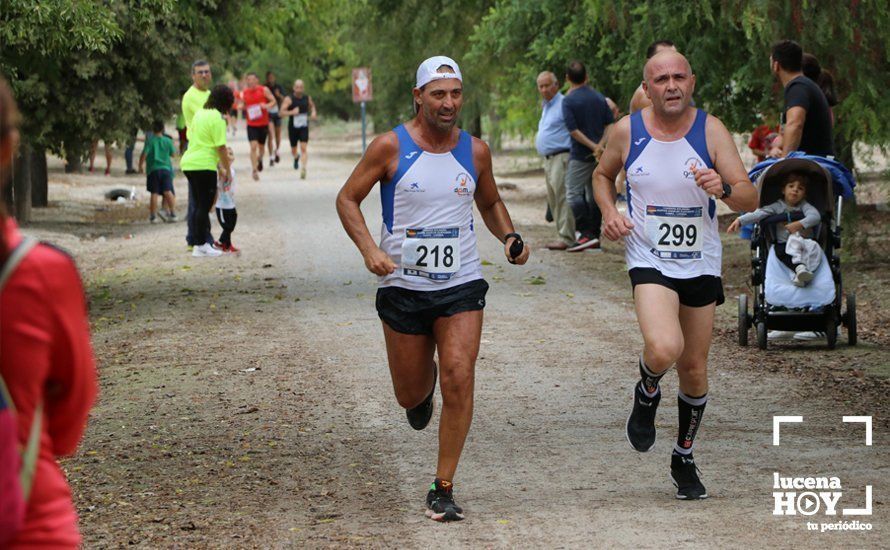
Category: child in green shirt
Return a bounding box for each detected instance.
[139,120,177,223]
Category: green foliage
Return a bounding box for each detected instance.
[1,0,887,164]
[468,0,890,147]
[231,0,361,120]
[347,0,496,134]
[1,0,360,160]
[0,0,120,60]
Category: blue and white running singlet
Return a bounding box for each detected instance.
[623,109,722,279]
[378,125,483,291]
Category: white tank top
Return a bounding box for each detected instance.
[623,109,722,278]
[378,125,483,290]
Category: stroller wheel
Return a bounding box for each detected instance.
[756,322,768,350]
[826,314,838,350]
[737,294,749,347]
[846,292,857,346]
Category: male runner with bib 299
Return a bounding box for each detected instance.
[336,56,529,521]
[593,51,757,500]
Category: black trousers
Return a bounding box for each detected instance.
[216,207,237,245]
[184,170,217,247]
[775,242,799,272]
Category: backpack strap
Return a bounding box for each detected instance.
[0,236,38,290]
[0,236,42,499]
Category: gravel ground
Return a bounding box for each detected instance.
[22,123,887,548]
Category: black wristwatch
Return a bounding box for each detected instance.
[504,232,524,262]
[504,232,522,244]
[720,182,732,199]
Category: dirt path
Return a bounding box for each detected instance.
[36,125,885,548]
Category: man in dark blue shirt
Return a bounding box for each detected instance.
[562,60,615,251]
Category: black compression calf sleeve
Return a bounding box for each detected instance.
[675,391,708,455]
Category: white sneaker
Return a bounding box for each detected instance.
[768,330,796,340]
[793,264,814,287]
[792,331,826,341]
[192,243,222,257]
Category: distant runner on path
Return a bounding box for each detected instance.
[336,56,529,522]
[265,71,286,166]
[593,51,757,500]
[279,79,317,179]
[241,72,276,181]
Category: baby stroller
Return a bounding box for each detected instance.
[737,157,857,349]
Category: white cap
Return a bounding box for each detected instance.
[415,56,462,89]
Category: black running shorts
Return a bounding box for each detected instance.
[247,125,268,144]
[269,111,282,127]
[376,279,489,335]
[288,126,309,147]
[629,267,724,307]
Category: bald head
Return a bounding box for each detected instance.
[641,51,695,118]
[536,71,559,101]
[644,51,692,83]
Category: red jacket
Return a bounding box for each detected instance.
[1,218,97,549]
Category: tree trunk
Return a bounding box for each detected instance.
[31,147,48,207]
[65,153,83,173]
[12,144,32,223]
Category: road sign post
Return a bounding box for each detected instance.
[352,68,373,154]
[361,101,367,153]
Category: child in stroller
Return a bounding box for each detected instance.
[735,156,857,349]
[728,171,821,286]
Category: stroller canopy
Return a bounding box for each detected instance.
[749,152,855,198]
[753,157,834,215]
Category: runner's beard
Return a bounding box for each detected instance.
[422,104,458,132]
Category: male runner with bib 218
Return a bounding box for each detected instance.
[336,56,529,522]
[593,51,757,500]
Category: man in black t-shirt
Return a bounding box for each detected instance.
[561,60,615,252]
[770,40,834,157]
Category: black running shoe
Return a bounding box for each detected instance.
[293,158,299,170]
[671,453,708,500]
[425,479,464,522]
[626,381,660,452]
[406,364,436,430]
[258,159,263,172]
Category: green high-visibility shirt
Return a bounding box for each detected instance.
[181,109,226,171]
[181,86,210,128]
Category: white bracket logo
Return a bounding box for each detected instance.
[773,415,803,446]
[772,415,873,518]
[842,416,873,446]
